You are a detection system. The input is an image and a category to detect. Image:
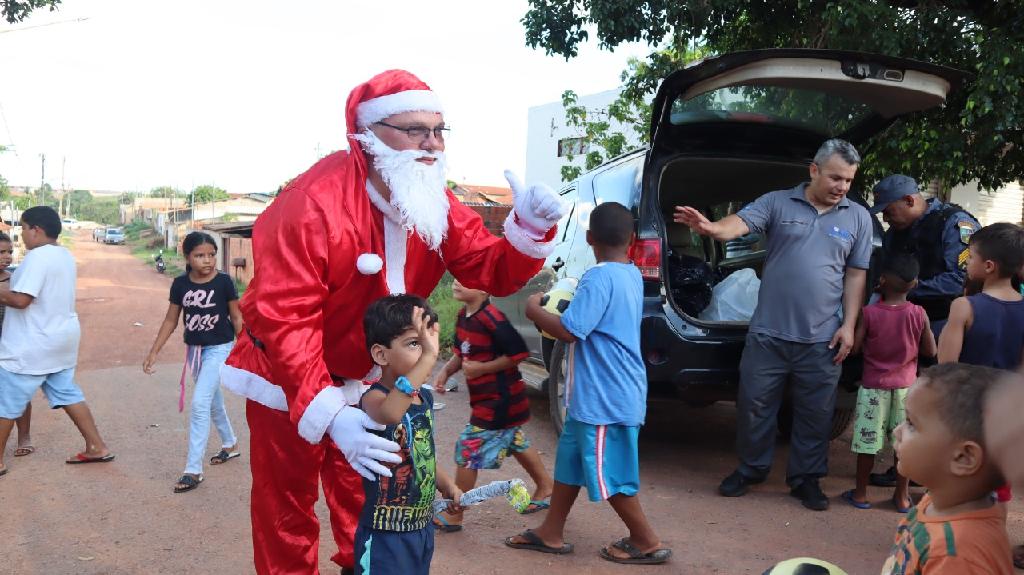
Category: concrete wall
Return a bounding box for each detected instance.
[525,88,644,191]
[948,180,1024,226]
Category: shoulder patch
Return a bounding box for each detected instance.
[957,221,976,245]
[958,248,970,270]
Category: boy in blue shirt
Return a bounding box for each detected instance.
[504,202,672,566]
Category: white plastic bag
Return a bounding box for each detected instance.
[699,268,760,322]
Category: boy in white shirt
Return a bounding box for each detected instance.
[0,206,114,477]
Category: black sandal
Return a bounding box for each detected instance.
[173,474,203,493]
[504,529,574,554]
[210,449,240,465]
[599,538,672,565]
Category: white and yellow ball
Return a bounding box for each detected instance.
[538,278,577,339]
[762,557,848,575]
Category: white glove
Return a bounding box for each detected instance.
[327,407,402,481]
[505,170,569,237]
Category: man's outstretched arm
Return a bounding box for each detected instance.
[673,207,750,242]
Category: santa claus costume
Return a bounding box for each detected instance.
[220,70,564,574]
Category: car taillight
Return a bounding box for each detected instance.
[629,239,661,281]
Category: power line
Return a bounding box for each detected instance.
[0,17,89,35]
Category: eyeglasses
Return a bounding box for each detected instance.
[374,121,449,143]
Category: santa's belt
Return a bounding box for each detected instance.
[247,328,353,388]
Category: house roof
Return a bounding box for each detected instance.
[452,184,513,206]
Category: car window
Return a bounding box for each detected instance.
[557,186,578,243]
[671,86,874,137]
[592,154,643,209]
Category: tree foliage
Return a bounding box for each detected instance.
[149,186,180,198]
[526,1,1024,190]
[189,185,229,206]
[2,0,60,24]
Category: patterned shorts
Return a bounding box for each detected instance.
[851,387,908,455]
[454,424,530,470]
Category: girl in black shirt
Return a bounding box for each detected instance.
[143,232,243,493]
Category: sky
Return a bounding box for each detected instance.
[0,0,651,194]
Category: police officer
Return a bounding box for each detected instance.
[867,174,980,488]
[870,174,980,333]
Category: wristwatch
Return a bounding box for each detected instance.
[395,376,418,397]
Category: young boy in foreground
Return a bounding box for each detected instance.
[881,363,1012,574]
[504,201,671,566]
[353,295,461,575]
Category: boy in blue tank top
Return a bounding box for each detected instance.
[505,202,671,566]
[938,223,1024,369]
[354,295,462,575]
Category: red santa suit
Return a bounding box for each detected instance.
[220,70,557,574]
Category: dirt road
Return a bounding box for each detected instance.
[1,229,1021,574]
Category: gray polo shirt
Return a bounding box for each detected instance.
[736,183,873,343]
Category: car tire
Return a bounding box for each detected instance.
[547,340,568,437]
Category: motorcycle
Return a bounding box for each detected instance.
[154,251,166,274]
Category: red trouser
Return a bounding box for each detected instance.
[248,400,365,574]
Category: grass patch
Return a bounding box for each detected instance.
[428,273,461,354]
[124,220,187,277]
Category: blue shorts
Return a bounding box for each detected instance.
[554,416,640,502]
[0,367,85,419]
[354,523,434,575]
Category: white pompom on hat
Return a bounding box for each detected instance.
[345,70,444,133]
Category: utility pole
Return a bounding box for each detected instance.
[38,153,45,206]
[61,156,66,217]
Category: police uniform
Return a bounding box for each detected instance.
[871,175,980,330]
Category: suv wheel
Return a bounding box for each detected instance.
[547,340,568,436]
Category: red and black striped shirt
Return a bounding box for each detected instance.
[454,301,531,430]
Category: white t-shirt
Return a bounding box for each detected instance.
[0,243,80,374]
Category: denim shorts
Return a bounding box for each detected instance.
[0,366,86,419]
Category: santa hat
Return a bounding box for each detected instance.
[345,70,444,135]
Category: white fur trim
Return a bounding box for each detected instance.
[357,253,383,275]
[356,90,444,128]
[366,179,400,223]
[503,211,556,259]
[297,386,349,444]
[220,363,288,411]
[366,179,408,293]
[383,218,407,294]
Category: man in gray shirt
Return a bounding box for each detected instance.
[674,139,872,511]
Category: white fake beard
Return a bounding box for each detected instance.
[353,129,450,251]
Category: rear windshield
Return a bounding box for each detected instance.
[670,86,874,137]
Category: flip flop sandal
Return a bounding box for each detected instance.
[1013,544,1024,570]
[504,529,573,555]
[599,538,672,565]
[14,445,34,457]
[519,499,551,515]
[173,474,203,493]
[65,452,115,464]
[841,489,872,510]
[0,466,7,477]
[432,514,463,533]
[892,495,912,514]
[209,450,241,465]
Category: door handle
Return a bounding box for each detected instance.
[551,257,565,271]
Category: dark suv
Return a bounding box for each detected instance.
[495,49,965,437]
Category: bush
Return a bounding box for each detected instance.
[428,273,461,354]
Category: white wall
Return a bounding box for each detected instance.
[525,88,644,190]
[948,180,1023,226]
